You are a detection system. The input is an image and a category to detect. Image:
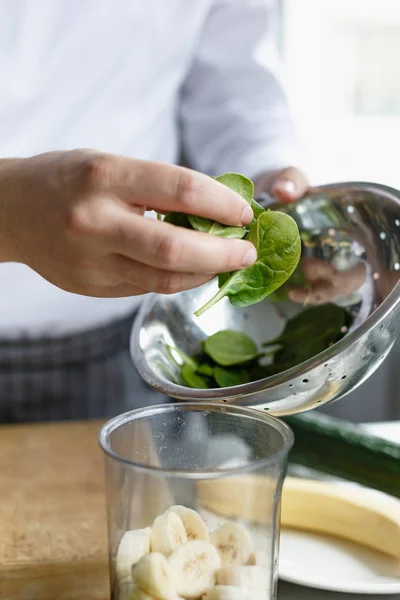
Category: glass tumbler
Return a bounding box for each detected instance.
[99,402,293,600]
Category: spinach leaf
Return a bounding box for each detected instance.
[217,271,231,288]
[187,216,246,239]
[215,173,254,204]
[180,363,209,389]
[156,361,181,385]
[249,363,289,380]
[263,304,346,348]
[196,363,215,377]
[164,173,254,240]
[268,265,309,303]
[164,212,191,228]
[195,211,301,316]
[217,199,266,288]
[213,366,250,387]
[187,173,253,239]
[167,345,198,369]
[272,339,328,370]
[162,170,302,320]
[249,198,266,225]
[173,304,349,389]
[257,304,348,376]
[203,330,259,366]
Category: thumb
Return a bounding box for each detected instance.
[272,167,309,203]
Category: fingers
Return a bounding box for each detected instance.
[113,254,215,294]
[107,210,258,274]
[83,154,253,226]
[74,281,147,299]
[272,167,309,203]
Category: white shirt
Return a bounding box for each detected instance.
[0,0,300,337]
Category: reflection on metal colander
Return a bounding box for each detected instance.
[130,182,400,415]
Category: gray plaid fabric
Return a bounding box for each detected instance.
[0,312,167,424]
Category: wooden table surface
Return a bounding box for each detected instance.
[0,420,110,600]
[2,420,399,600]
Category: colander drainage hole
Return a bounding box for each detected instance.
[302,378,309,383]
[341,375,347,379]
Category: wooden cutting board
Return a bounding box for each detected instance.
[0,420,110,600]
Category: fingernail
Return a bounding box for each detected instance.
[241,205,253,225]
[274,180,296,194]
[241,246,257,267]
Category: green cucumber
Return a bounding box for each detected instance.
[283,412,400,498]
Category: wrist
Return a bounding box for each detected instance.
[0,158,27,263]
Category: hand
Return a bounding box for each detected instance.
[254,166,309,204]
[0,150,257,297]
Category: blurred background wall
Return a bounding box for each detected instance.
[278,0,400,421]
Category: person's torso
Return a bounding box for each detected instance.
[0,0,211,337]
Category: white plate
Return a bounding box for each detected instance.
[279,529,400,594]
[279,422,400,594]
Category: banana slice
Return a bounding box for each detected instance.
[202,586,265,600]
[168,539,221,598]
[130,585,183,600]
[216,566,268,589]
[246,551,269,567]
[202,586,246,600]
[116,528,152,582]
[132,552,176,600]
[130,586,159,599]
[210,523,253,566]
[282,477,400,560]
[129,586,152,599]
[169,505,209,542]
[151,510,188,555]
[118,580,134,600]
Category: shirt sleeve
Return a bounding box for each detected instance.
[179,0,304,180]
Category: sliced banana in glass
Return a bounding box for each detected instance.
[116,528,152,582]
[132,552,177,599]
[168,540,221,598]
[210,523,253,567]
[216,565,268,589]
[168,505,210,542]
[151,510,188,556]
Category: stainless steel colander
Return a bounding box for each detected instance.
[130,182,400,415]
